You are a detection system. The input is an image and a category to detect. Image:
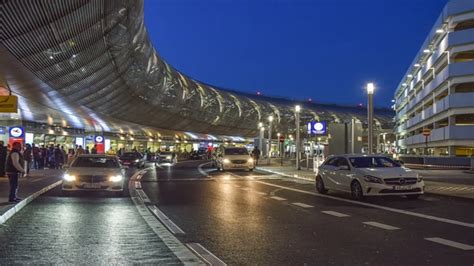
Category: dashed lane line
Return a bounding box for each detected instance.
[255,180,474,229]
[425,237,474,251]
[187,243,227,266]
[148,205,185,235]
[321,211,350,217]
[269,196,286,201]
[292,202,314,208]
[255,191,267,195]
[363,221,400,230]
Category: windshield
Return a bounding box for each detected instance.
[225,148,248,155]
[120,153,141,159]
[349,157,401,168]
[72,157,119,168]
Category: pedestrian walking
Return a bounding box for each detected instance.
[0,141,7,177]
[76,145,85,156]
[91,144,97,154]
[6,142,25,203]
[251,146,261,166]
[32,143,41,169]
[23,144,32,175]
[85,146,90,154]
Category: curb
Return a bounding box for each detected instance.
[0,180,62,224]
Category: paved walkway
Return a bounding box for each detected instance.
[0,169,63,218]
[256,163,474,199]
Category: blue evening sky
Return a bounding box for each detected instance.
[144,0,447,107]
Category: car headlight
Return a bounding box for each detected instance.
[166,156,172,160]
[134,159,139,163]
[63,174,76,182]
[223,158,231,163]
[109,175,123,182]
[363,175,383,184]
[248,158,254,163]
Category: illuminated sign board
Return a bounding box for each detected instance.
[306,121,327,135]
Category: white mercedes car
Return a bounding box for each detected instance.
[316,154,424,200]
[62,154,126,196]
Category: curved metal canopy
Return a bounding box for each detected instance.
[1,0,393,136]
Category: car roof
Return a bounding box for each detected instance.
[328,154,392,158]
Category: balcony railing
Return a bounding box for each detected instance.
[405,125,474,145]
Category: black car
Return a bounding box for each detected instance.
[119,152,145,168]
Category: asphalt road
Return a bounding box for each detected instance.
[0,168,183,265]
[0,161,472,265]
[143,160,474,265]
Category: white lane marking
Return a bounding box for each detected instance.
[186,243,226,266]
[363,221,400,230]
[255,191,267,195]
[292,202,314,208]
[239,187,250,191]
[322,211,350,217]
[198,162,212,177]
[148,205,185,235]
[269,196,286,201]
[425,237,474,251]
[256,180,474,229]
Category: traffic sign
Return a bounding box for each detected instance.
[279,134,284,143]
[0,95,18,113]
[422,128,431,137]
[9,126,24,138]
[307,121,327,135]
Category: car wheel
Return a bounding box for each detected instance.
[406,194,420,200]
[351,180,364,200]
[216,164,221,171]
[249,168,253,172]
[315,175,328,194]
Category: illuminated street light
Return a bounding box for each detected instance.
[367,83,374,154]
[295,105,301,170]
[423,49,431,54]
[267,115,273,164]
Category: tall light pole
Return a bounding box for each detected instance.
[267,115,273,164]
[367,83,375,154]
[258,122,264,152]
[295,105,301,170]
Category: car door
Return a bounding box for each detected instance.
[319,157,339,189]
[333,158,352,191]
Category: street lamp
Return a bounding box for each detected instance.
[267,115,273,164]
[259,125,264,163]
[367,83,374,154]
[295,105,301,170]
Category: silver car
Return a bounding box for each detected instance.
[316,154,424,200]
[62,154,126,196]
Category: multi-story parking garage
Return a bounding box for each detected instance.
[1,0,393,155]
[394,0,474,157]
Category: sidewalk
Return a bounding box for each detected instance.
[256,163,474,200]
[0,169,63,223]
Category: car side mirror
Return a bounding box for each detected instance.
[395,160,404,165]
[338,165,350,171]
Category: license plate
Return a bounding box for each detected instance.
[84,183,101,189]
[394,185,412,190]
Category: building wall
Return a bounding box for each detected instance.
[394,0,474,157]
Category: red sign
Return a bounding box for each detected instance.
[279,135,284,143]
[422,128,431,137]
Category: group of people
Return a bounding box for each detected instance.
[0,141,99,204]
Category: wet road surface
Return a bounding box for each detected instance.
[142,160,474,265]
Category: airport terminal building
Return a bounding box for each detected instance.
[394,0,474,157]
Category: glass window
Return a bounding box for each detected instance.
[72,157,119,168]
[349,156,400,168]
[324,157,339,166]
[224,148,248,155]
